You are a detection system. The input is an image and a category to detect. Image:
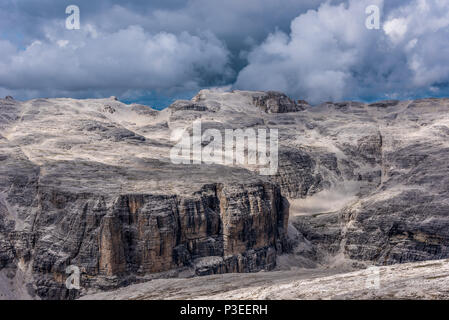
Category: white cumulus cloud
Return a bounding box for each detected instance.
[0,23,232,99]
[234,0,449,104]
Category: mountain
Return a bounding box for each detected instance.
[1,90,449,299]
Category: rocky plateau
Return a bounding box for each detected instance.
[1,90,449,299]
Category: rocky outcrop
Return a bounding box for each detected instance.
[2,173,288,299]
[288,97,449,268]
[253,91,305,113]
[168,100,219,113]
[272,148,324,198]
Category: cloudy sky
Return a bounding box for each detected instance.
[1,0,449,108]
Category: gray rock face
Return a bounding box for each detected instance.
[1,91,449,299]
[289,97,449,268]
[252,91,305,113]
[26,180,287,299]
[0,95,291,299]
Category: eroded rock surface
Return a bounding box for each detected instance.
[0,94,292,299]
[252,91,306,113]
[81,259,449,300]
[1,90,449,299]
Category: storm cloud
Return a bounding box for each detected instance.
[235,0,449,103]
[0,0,448,106]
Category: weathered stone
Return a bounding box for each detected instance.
[1,91,449,300]
[253,91,304,113]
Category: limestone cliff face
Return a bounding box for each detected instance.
[24,183,287,299]
[288,98,449,268]
[0,163,288,299]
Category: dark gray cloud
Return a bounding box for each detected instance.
[0,0,448,106]
[0,0,325,105]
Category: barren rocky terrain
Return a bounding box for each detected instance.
[82,259,449,300]
[1,90,449,299]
